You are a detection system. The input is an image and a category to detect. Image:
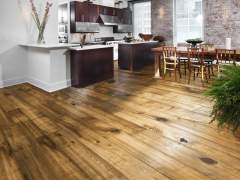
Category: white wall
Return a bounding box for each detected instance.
[0,0,60,88]
[0,0,128,88]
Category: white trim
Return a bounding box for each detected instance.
[27,77,71,93]
[0,77,71,92]
[0,77,27,88]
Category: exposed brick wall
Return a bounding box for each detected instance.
[151,0,240,48]
[204,0,240,48]
[151,0,173,45]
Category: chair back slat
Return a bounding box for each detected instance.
[187,48,204,65]
[162,46,177,58]
[216,49,236,64]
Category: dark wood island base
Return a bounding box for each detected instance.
[70,46,114,88]
[118,41,159,71]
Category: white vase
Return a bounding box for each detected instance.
[225,37,231,49]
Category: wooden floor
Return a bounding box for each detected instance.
[0,65,240,180]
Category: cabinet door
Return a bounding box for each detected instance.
[75,2,89,22]
[116,9,124,23]
[122,8,132,24]
[99,6,114,16]
[88,4,99,22]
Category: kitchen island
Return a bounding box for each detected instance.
[21,43,79,92]
[20,43,114,92]
[118,41,159,71]
[70,45,114,88]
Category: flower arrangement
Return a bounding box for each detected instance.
[29,0,53,43]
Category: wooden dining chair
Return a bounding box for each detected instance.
[187,48,210,84]
[200,43,215,77]
[216,49,236,73]
[162,46,181,81]
[177,43,190,76]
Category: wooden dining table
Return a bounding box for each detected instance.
[152,47,240,79]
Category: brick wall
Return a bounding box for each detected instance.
[204,0,240,48]
[151,0,240,48]
[151,0,173,45]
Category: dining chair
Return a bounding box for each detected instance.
[162,46,181,81]
[200,43,215,77]
[177,43,190,76]
[215,49,236,73]
[187,48,210,84]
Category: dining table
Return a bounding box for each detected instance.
[152,46,240,79]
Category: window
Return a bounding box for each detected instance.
[174,0,203,43]
[133,1,151,38]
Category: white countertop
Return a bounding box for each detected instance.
[119,41,158,45]
[69,45,114,51]
[20,43,80,49]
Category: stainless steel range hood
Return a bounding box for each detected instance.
[113,24,133,33]
[97,14,120,26]
[75,22,100,33]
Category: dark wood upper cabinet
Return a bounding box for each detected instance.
[88,3,99,22]
[70,1,132,32]
[75,2,89,22]
[122,8,132,24]
[99,6,116,16]
[116,8,132,24]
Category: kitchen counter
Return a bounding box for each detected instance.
[69,45,114,51]
[21,43,80,49]
[118,41,158,45]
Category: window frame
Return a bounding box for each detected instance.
[133,0,152,39]
[173,0,204,45]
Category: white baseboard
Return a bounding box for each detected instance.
[0,77,71,93]
[27,77,71,93]
[0,77,27,88]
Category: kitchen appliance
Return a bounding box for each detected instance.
[75,22,100,33]
[113,24,133,33]
[97,14,120,26]
[95,37,124,60]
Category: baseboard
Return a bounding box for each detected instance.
[27,77,71,93]
[0,77,27,88]
[0,77,71,92]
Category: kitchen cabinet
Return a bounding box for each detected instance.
[116,8,132,24]
[71,2,99,22]
[118,42,159,71]
[70,1,132,33]
[99,6,116,16]
[74,2,89,22]
[71,47,114,88]
[88,3,99,22]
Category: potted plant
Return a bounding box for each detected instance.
[205,65,240,132]
[186,38,203,48]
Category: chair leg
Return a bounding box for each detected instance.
[193,68,196,80]
[188,69,191,84]
[163,61,166,79]
[201,66,204,82]
[184,61,187,76]
[178,64,182,79]
[174,68,177,81]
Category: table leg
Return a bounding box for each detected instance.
[154,54,163,79]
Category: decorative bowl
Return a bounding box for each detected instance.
[186,38,203,47]
[139,34,153,41]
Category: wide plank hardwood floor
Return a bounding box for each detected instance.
[0,65,240,180]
